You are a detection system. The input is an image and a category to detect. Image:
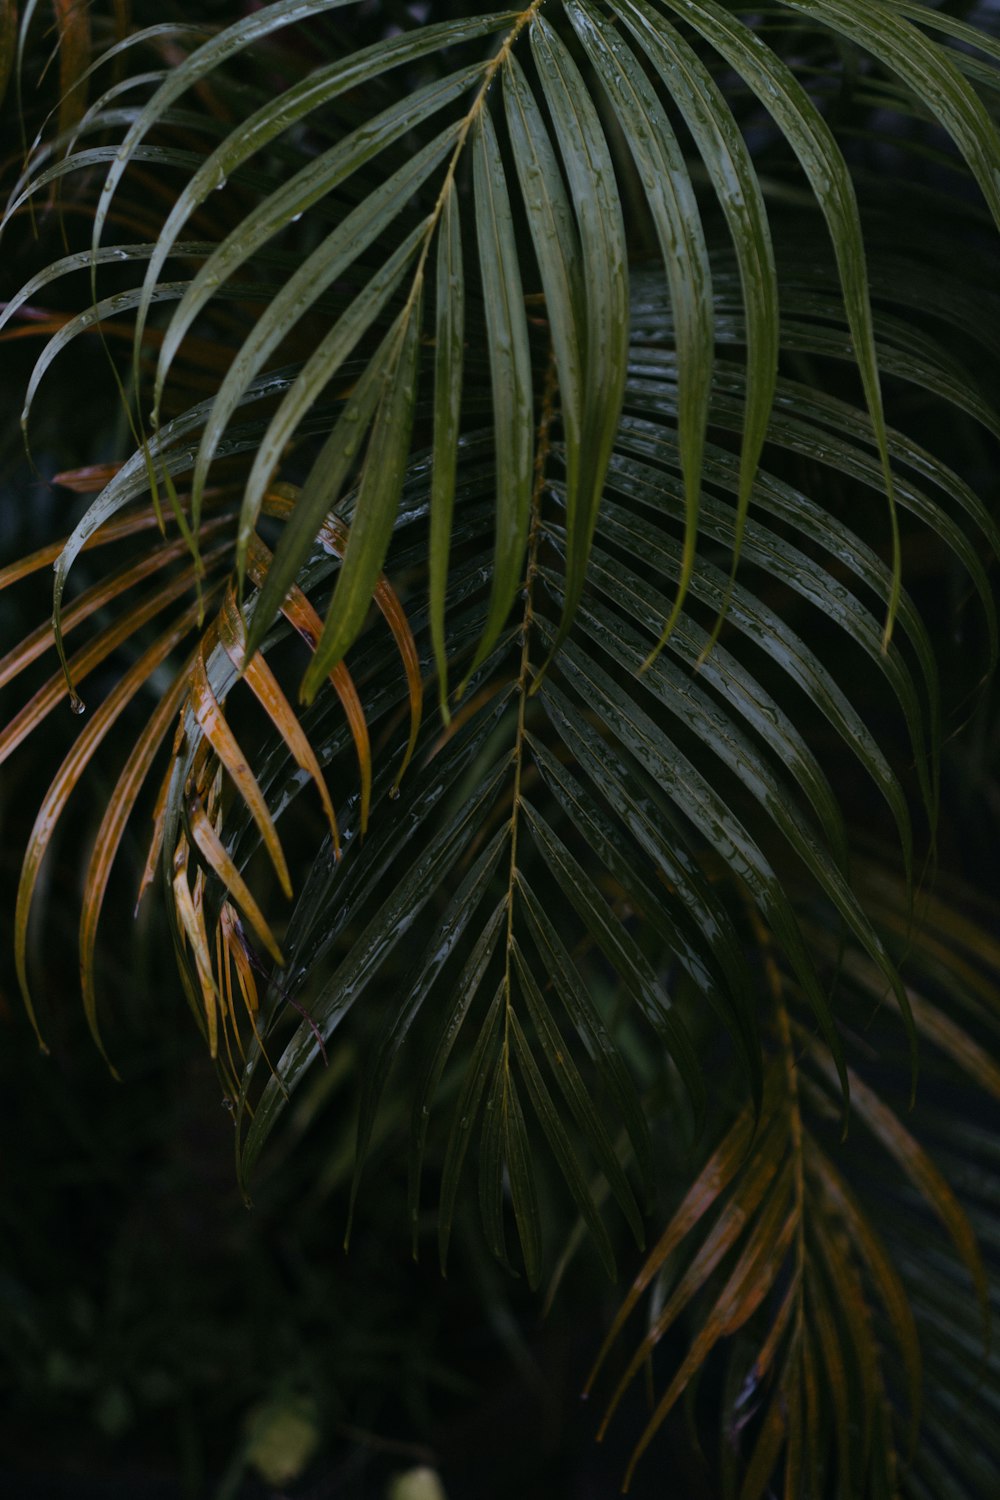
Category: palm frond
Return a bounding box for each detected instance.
[7,0,999,698]
[137,264,989,1290]
[2,3,1000,1487]
[588,857,1000,1492]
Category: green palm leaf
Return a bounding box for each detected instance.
[8,0,997,695]
[162,280,985,1273]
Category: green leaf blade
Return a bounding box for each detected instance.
[462,103,534,685]
[568,0,710,659]
[430,184,466,719]
[531,12,630,660]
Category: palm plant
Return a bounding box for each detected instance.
[3,0,1000,1491]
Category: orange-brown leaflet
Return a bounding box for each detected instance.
[585,1092,760,1401]
[79,650,195,1058]
[213,914,244,1078]
[216,902,284,1099]
[15,593,211,1046]
[172,834,219,1056]
[716,1181,797,1345]
[53,463,127,493]
[833,939,1000,1089]
[806,1034,988,1317]
[0,506,170,589]
[217,583,339,853]
[112,0,130,45]
[592,1094,783,1429]
[804,1266,854,1484]
[0,517,232,689]
[808,1194,880,1474]
[245,532,372,833]
[219,901,261,1021]
[907,990,1000,1100]
[808,1139,922,1454]
[622,1173,796,1490]
[188,648,292,899]
[860,862,1000,975]
[136,745,176,914]
[0,318,79,341]
[750,1274,797,1387]
[2,198,168,242]
[3,307,236,390]
[0,541,230,762]
[263,487,423,784]
[739,1384,788,1500]
[0,2,15,109]
[53,0,92,137]
[186,787,284,967]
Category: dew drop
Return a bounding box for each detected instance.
[69,692,86,716]
[388,784,401,801]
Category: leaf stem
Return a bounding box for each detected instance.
[502,351,558,1053]
[401,0,545,324]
